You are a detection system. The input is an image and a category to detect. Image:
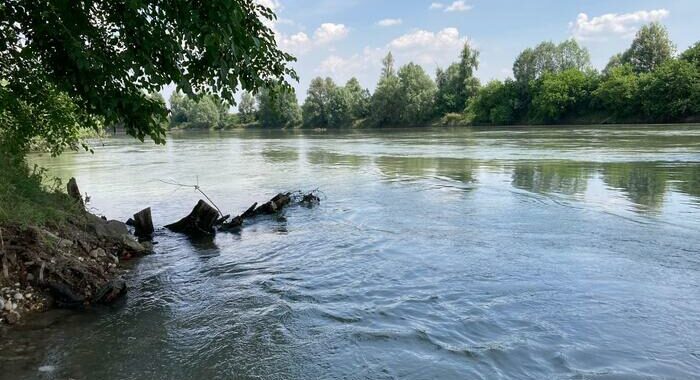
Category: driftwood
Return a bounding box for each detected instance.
[67,177,84,207]
[133,207,154,240]
[219,193,297,231]
[165,200,220,236]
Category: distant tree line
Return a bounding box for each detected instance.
[168,22,699,129]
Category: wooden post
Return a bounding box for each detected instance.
[67,177,84,207]
[133,207,154,239]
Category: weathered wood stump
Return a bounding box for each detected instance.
[165,200,220,236]
[133,207,154,239]
[67,177,84,207]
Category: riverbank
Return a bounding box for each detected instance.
[0,157,151,325]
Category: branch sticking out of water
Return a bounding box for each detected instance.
[158,177,225,217]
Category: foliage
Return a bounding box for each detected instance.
[468,80,519,125]
[680,42,700,69]
[370,53,403,126]
[397,63,437,124]
[621,22,675,73]
[530,69,599,123]
[0,155,81,226]
[168,92,230,129]
[435,42,480,114]
[513,39,591,83]
[238,92,257,123]
[344,78,371,119]
[594,65,642,119]
[638,59,700,121]
[301,77,351,128]
[1,0,296,156]
[257,84,302,128]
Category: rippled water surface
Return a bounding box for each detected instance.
[3,125,700,379]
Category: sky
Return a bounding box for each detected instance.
[164,0,700,103]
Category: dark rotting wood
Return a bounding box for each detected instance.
[240,203,258,219]
[165,200,220,236]
[67,177,84,207]
[133,207,154,239]
[254,193,292,215]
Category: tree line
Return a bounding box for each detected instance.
[169,22,699,129]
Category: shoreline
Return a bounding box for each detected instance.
[0,179,151,326]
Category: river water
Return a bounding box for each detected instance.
[3,125,700,379]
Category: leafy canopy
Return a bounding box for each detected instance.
[1,0,296,155]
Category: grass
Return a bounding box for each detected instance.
[0,155,82,227]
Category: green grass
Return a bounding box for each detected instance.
[0,156,82,227]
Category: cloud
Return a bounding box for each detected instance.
[388,27,471,66]
[279,23,349,55]
[445,1,472,13]
[377,18,402,27]
[314,23,349,44]
[280,32,312,54]
[570,9,670,40]
[429,2,444,10]
[316,47,384,81]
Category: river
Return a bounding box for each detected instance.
[3,125,700,379]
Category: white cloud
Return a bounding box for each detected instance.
[445,1,472,13]
[280,32,312,54]
[388,27,471,66]
[316,47,384,82]
[314,23,349,44]
[429,2,444,10]
[570,9,670,40]
[377,18,402,27]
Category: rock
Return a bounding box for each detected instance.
[121,236,149,254]
[4,301,12,311]
[87,214,130,241]
[93,279,127,304]
[14,292,23,301]
[5,310,20,325]
[27,273,34,282]
[0,298,4,311]
[90,248,106,259]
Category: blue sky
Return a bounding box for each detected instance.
[264,0,699,100]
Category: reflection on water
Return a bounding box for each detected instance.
[3,125,700,380]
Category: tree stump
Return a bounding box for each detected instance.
[165,200,220,236]
[133,207,154,240]
[67,177,84,207]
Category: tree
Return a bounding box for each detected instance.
[257,85,302,128]
[302,77,335,127]
[604,53,625,75]
[621,22,675,73]
[397,63,437,124]
[168,93,229,129]
[594,65,641,120]
[381,52,396,79]
[435,42,480,114]
[467,80,518,125]
[238,92,257,123]
[370,54,402,126]
[639,59,700,121]
[513,40,591,83]
[680,42,700,69]
[344,78,371,119]
[530,69,598,123]
[1,0,296,156]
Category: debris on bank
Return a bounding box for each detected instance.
[0,178,151,325]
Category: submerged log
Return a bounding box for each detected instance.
[132,207,154,240]
[165,200,220,236]
[254,193,292,215]
[67,177,84,207]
